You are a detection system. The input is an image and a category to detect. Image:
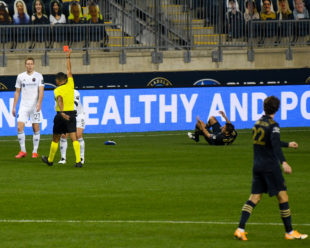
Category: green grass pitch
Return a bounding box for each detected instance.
[0,128,309,248]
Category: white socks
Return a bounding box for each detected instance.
[32,132,40,153]
[78,138,85,161]
[60,137,68,160]
[60,137,85,161]
[18,132,26,152]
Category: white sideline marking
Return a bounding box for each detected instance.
[0,219,309,226]
[0,129,310,142]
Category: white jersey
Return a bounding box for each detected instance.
[15,71,44,109]
[74,89,84,115]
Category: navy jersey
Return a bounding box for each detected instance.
[208,129,238,145]
[252,115,288,171]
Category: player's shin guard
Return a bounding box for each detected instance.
[18,132,26,152]
[279,202,293,233]
[60,137,68,160]
[73,140,81,163]
[32,132,40,153]
[238,200,256,229]
[48,141,59,163]
[78,138,85,161]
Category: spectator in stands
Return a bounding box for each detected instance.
[293,0,309,19]
[0,1,11,45]
[28,0,49,51]
[13,0,30,24]
[257,0,277,46]
[63,0,82,18]
[86,1,108,49]
[226,0,240,12]
[11,0,30,50]
[277,0,294,19]
[274,0,293,45]
[0,2,11,25]
[68,2,86,24]
[292,0,309,44]
[49,0,66,48]
[50,0,66,24]
[226,0,244,41]
[244,0,260,23]
[244,1,260,41]
[260,0,276,20]
[68,1,86,46]
[31,0,48,22]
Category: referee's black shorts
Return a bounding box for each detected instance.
[251,166,287,197]
[53,111,77,135]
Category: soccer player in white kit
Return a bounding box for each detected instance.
[12,57,44,158]
[58,89,86,164]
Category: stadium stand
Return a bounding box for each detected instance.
[0,0,310,53]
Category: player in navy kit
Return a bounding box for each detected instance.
[234,96,307,241]
[188,111,237,145]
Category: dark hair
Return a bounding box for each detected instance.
[32,0,46,15]
[25,57,35,64]
[263,96,280,115]
[51,0,62,17]
[0,3,11,23]
[225,123,235,134]
[55,72,67,83]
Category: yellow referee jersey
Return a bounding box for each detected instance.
[54,77,75,111]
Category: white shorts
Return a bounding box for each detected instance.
[76,113,86,129]
[17,107,43,124]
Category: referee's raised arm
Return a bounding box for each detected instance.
[66,49,72,78]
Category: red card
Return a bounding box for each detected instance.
[63,45,69,52]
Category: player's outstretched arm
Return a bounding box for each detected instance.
[288,141,298,149]
[219,111,231,124]
[66,49,72,78]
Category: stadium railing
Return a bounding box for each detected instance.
[1,0,310,59]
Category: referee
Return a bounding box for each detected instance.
[42,49,82,167]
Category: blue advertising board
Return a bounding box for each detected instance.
[0,85,309,136]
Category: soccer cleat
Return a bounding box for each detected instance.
[234,229,248,241]
[41,155,53,166]
[58,158,66,164]
[32,152,39,158]
[74,162,83,168]
[285,230,308,240]
[15,151,27,158]
[187,132,195,140]
[81,158,84,165]
[187,132,198,142]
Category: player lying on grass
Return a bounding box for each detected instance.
[234,96,307,241]
[188,111,237,145]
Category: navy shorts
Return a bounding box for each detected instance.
[251,167,287,197]
[204,122,222,144]
[53,111,77,135]
[208,122,222,134]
